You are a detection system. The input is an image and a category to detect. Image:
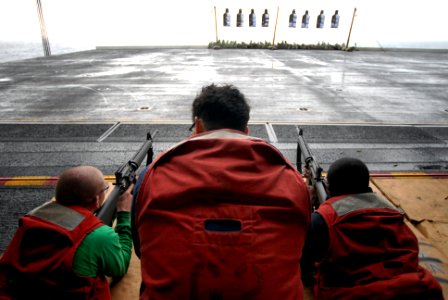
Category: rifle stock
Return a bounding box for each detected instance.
[97,132,154,226]
[296,127,328,208]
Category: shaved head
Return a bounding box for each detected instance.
[55,166,105,206]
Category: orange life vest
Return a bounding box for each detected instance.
[135,129,311,299]
[0,202,110,300]
[314,193,443,300]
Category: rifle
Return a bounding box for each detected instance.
[97,132,154,226]
[296,127,328,209]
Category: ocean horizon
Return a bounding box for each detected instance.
[0,41,94,63]
[1,40,447,64]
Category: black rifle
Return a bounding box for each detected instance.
[97,132,154,226]
[296,127,328,209]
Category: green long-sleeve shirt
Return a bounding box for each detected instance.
[72,211,133,278]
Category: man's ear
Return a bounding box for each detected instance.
[244,127,249,134]
[194,117,205,134]
[88,195,101,211]
[96,196,102,209]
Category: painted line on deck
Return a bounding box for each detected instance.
[97,122,121,142]
[0,176,116,187]
[1,173,447,187]
[265,123,278,143]
[370,172,448,178]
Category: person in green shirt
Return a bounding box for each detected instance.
[70,167,133,279]
[0,166,133,299]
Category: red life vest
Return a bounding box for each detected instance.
[135,129,311,299]
[314,193,443,300]
[0,201,110,300]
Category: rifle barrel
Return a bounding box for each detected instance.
[314,181,327,205]
[296,127,328,207]
[96,134,153,226]
[97,186,122,225]
[132,139,153,167]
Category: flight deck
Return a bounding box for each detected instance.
[0,48,447,298]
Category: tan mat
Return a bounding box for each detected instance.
[371,177,448,258]
[416,221,448,259]
[371,177,448,223]
[111,250,141,300]
[372,177,448,298]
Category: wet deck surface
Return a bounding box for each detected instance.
[1,48,448,124]
[0,49,446,176]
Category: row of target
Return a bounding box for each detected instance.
[222,9,341,29]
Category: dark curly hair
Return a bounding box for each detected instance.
[192,84,250,132]
[327,157,371,197]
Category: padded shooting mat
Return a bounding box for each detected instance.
[371,177,448,223]
[110,250,141,300]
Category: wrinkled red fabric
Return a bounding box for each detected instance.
[0,204,110,300]
[136,130,311,300]
[315,194,443,300]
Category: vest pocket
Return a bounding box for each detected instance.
[192,206,256,246]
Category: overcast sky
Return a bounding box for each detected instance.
[0,0,447,49]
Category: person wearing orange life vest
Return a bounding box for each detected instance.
[301,157,443,300]
[133,84,311,299]
[0,166,134,300]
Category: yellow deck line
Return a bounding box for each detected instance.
[1,176,55,186]
[1,173,447,187]
[0,175,116,186]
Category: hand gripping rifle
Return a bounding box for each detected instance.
[296,127,328,209]
[97,132,154,226]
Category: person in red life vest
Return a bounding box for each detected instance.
[133,84,311,299]
[301,157,443,300]
[0,166,134,300]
